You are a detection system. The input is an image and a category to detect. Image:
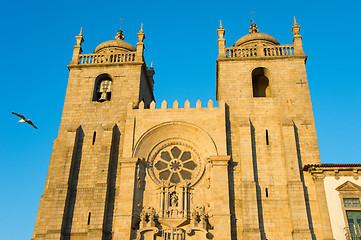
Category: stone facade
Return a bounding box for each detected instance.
[32,19,335,240]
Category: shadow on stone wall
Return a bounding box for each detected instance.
[62,126,84,239]
[102,125,120,240]
[250,122,266,240]
[225,104,237,239]
[293,124,316,240]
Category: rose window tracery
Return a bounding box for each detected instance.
[149,143,203,186]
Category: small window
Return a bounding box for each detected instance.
[344,198,361,208]
[92,131,96,145]
[266,130,269,145]
[87,212,91,225]
[93,74,113,102]
[252,67,270,97]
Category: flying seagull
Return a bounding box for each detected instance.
[12,112,38,129]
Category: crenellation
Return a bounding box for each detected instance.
[133,99,225,112]
[161,100,167,109]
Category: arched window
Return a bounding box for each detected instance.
[93,74,113,102]
[252,67,270,97]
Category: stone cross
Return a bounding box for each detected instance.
[120,16,124,30]
[301,120,312,129]
[296,79,307,87]
[251,9,255,24]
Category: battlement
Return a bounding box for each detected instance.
[129,99,224,111]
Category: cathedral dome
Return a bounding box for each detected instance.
[234,23,279,47]
[94,30,136,53]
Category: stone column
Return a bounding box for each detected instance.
[112,157,138,240]
[313,174,335,240]
[239,123,261,239]
[209,155,232,240]
[282,123,312,240]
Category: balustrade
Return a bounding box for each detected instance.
[77,52,136,65]
[227,47,257,58]
[264,45,294,56]
[226,44,295,58]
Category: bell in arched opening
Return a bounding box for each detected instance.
[92,73,113,102]
[97,80,112,102]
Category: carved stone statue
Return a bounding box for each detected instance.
[170,192,178,207]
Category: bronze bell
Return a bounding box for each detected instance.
[98,90,108,102]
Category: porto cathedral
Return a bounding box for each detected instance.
[32,18,360,240]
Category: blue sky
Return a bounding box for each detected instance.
[1,0,360,239]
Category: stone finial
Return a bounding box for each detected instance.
[136,23,145,62]
[173,100,179,109]
[292,17,304,55]
[71,27,84,64]
[217,20,226,58]
[292,16,301,35]
[115,29,125,40]
[75,27,84,46]
[150,101,156,109]
[196,100,202,108]
[217,20,225,39]
[139,101,144,109]
[208,99,213,108]
[161,100,167,109]
[249,23,259,34]
[184,100,190,109]
[137,23,145,42]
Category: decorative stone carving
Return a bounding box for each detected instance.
[148,140,204,187]
[115,29,125,40]
[137,206,159,240]
[140,139,211,237]
[186,205,209,238]
[170,191,178,207]
[158,185,190,228]
[249,23,259,34]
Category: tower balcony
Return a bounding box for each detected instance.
[76,52,137,65]
[225,44,299,59]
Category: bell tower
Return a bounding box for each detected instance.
[216,19,334,239]
[31,25,155,240]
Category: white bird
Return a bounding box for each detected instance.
[12,112,38,129]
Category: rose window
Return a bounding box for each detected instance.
[151,144,201,185]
